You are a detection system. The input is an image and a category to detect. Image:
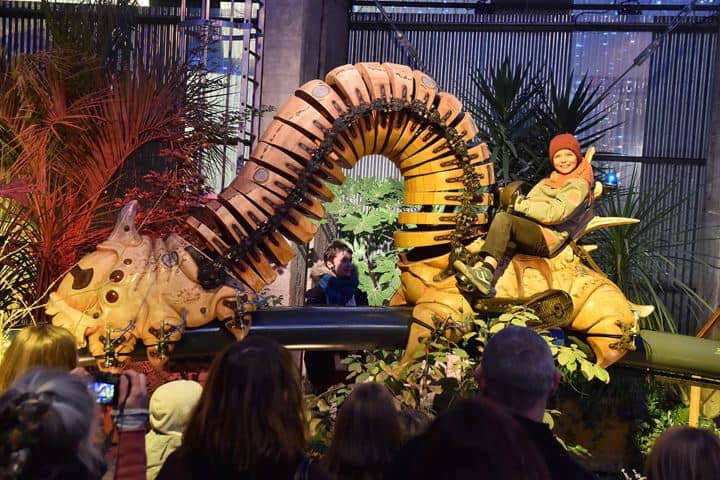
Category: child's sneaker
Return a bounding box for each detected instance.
[453,260,493,295]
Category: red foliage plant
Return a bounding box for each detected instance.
[0,48,234,320]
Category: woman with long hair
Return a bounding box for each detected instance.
[645,426,720,480]
[324,383,403,480]
[157,336,329,480]
[0,324,77,392]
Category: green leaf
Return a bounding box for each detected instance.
[580,361,594,380]
[542,410,555,429]
[556,349,573,366]
[595,367,610,384]
[453,348,469,359]
[489,322,507,334]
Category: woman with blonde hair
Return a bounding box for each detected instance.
[645,426,720,480]
[0,324,77,392]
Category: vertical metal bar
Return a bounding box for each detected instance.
[21,13,26,54]
[8,10,14,61]
[179,0,187,63]
[251,0,265,164]
[235,0,254,173]
[203,0,210,21]
[220,0,237,189]
[202,0,210,68]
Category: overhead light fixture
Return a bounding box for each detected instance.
[475,0,495,14]
[617,0,642,15]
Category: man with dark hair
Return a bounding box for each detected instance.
[476,326,596,480]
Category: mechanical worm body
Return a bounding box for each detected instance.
[48,62,648,368]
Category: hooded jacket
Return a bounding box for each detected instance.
[145,380,202,480]
[305,261,368,306]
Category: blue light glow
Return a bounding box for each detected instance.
[604,170,619,187]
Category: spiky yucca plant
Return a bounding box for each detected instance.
[588,179,716,333]
[463,59,545,182]
[40,0,136,73]
[536,72,621,150]
[463,59,620,183]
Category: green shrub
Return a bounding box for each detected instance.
[305,307,609,454]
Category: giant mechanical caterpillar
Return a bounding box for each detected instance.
[47,62,651,370]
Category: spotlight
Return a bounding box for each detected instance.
[604,169,619,188]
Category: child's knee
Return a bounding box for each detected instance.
[493,211,513,227]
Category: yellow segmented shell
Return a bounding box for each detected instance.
[187,62,494,291]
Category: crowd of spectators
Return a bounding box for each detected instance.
[1,321,719,479]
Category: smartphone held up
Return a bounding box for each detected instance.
[89,372,120,405]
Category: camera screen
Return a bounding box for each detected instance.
[91,381,116,405]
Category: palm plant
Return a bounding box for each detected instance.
[462,59,546,182]
[587,178,716,333]
[40,0,137,73]
[463,59,621,183]
[0,199,36,322]
[536,72,621,151]
[0,53,149,314]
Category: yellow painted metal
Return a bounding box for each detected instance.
[398,212,488,226]
[394,229,456,248]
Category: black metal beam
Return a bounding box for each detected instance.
[0,6,254,26]
[593,154,707,166]
[351,1,720,13]
[349,16,719,33]
[69,306,720,388]
[76,306,411,365]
